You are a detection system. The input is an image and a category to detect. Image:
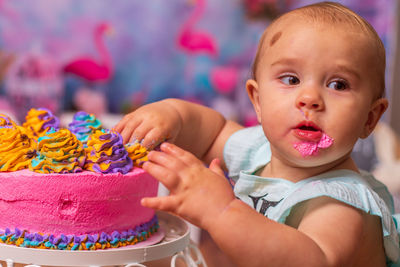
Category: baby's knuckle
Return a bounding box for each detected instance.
[165,173,177,186]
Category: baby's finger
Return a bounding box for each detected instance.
[113,123,122,133]
[160,142,200,166]
[130,122,160,145]
[113,118,126,133]
[146,150,187,174]
[113,120,126,133]
[119,127,136,144]
[141,128,169,150]
[114,113,135,132]
[116,117,143,143]
[142,161,180,190]
[141,195,180,213]
[209,158,225,177]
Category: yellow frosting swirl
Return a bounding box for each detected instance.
[23,108,60,139]
[0,114,16,128]
[0,126,36,171]
[30,128,85,173]
[125,143,148,167]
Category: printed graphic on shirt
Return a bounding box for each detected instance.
[247,193,283,216]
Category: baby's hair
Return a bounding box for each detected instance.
[251,1,386,99]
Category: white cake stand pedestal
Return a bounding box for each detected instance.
[0,211,207,267]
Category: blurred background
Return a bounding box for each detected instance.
[0,0,397,126]
[0,1,398,196]
[0,0,399,265]
[1,0,398,177]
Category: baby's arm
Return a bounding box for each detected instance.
[114,98,242,165]
[211,196,385,267]
[142,143,386,267]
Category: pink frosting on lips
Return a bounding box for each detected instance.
[293,133,334,157]
[292,120,334,157]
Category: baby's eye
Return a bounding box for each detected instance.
[280,75,300,85]
[327,80,348,91]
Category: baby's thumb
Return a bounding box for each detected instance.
[209,158,225,176]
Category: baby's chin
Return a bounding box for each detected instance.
[287,150,354,172]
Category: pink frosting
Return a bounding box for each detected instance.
[0,168,158,235]
[293,133,334,157]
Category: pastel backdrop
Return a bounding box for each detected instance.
[0,0,395,126]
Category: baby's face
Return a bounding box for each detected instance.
[249,17,383,167]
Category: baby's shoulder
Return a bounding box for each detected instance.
[275,171,393,228]
[281,171,399,263]
[288,195,387,266]
[284,171,391,214]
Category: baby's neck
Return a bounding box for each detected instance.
[259,155,359,183]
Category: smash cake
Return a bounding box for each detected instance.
[0,109,158,250]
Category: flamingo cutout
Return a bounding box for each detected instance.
[178,0,239,95]
[210,65,239,94]
[177,0,218,57]
[63,22,114,83]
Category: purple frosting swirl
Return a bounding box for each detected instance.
[38,108,60,131]
[68,111,102,143]
[86,130,133,174]
[0,115,15,128]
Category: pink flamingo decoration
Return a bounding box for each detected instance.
[63,22,114,83]
[210,66,239,95]
[178,0,239,96]
[177,0,218,57]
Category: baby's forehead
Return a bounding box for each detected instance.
[262,16,379,61]
[264,14,359,44]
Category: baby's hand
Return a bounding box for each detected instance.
[114,101,182,149]
[141,143,235,231]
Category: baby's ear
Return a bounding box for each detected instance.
[246,79,262,123]
[360,98,388,139]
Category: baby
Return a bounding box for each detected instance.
[115,2,398,266]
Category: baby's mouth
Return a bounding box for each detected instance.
[292,121,334,157]
[293,122,322,142]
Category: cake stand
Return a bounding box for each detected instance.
[0,211,208,267]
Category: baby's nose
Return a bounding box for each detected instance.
[295,88,324,111]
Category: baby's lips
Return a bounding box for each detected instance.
[293,128,323,142]
[293,120,324,142]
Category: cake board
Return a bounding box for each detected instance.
[0,211,207,267]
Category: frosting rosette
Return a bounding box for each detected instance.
[85,129,133,174]
[125,143,148,167]
[23,108,60,139]
[0,114,16,128]
[30,128,85,173]
[68,111,102,144]
[0,125,36,171]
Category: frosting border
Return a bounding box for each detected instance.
[0,215,159,250]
